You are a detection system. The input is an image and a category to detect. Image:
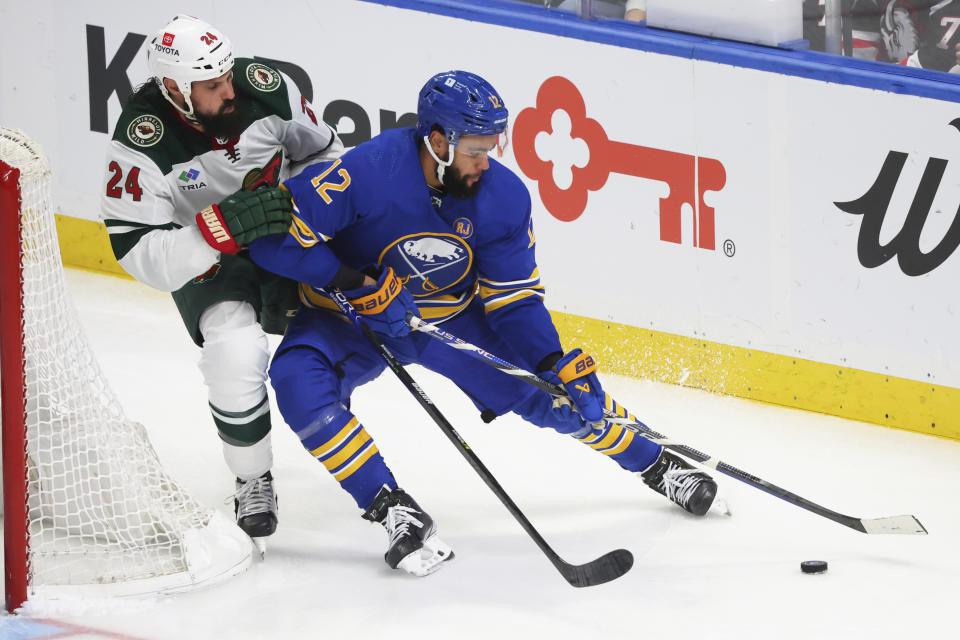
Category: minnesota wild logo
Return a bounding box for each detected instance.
[246,63,281,92]
[242,147,285,190]
[126,115,163,147]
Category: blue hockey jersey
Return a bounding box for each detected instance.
[249,126,562,370]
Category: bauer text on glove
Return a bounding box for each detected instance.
[343,266,419,338]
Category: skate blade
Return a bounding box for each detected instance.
[711,497,732,517]
[396,533,455,577]
[253,537,268,559]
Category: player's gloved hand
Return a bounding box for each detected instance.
[540,349,605,423]
[343,265,418,338]
[196,187,293,254]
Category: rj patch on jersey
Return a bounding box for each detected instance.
[126,115,164,147]
[246,63,281,92]
[378,233,473,297]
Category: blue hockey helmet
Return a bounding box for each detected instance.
[416,71,509,147]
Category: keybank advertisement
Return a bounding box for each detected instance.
[1,0,958,390]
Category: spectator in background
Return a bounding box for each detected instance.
[881,0,960,72]
[546,0,627,20]
[625,0,647,21]
[804,0,886,59]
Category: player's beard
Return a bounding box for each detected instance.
[195,96,248,140]
[442,164,482,199]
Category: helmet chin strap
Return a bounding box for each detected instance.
[423,135,454,184]
[156,78,200,124]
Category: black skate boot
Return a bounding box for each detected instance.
[234,471,278,539]
[362,485,454,576]
[640,450,717,516]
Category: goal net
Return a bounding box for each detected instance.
[0,127,251,612]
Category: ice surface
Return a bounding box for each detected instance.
[2,269,958,639]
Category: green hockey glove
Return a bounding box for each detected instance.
[197,187,293,254]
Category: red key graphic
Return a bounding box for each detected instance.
[513,76,726,250]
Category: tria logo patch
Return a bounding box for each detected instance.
[179,168,200,182]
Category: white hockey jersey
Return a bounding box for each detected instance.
[100,58,343,291]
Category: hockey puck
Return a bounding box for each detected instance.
[800,560,828,574]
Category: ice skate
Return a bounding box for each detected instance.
[362,485,454,576]
[233,471,278,555]
[640,450,717,516]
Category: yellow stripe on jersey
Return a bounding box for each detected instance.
[333,443,380,481]
[416,288,476,321]
[479,268,541,290]
[320,429,372,472]
[603,429,635,456]
[310,417,360,458]
[478,268,545,313]
[604,394,637,421]
[577,422,636,457]
[300,282,476,324]
[290,214,322,247]
[480,288,544,313]
[586,424,623,450]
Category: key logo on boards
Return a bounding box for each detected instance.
[379,233,473,296]
[513,76,726,251]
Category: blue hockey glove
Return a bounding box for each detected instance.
[342,266,418,338]
[540,349,605,423]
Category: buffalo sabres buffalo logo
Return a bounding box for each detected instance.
[378,233,473,297]
[126,115,164,147]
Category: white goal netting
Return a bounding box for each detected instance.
[0,127,250,601]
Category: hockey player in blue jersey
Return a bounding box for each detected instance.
[244,70,718,577]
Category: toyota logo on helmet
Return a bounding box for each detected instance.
[146,14,234,119]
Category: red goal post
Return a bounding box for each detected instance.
[0,127,252,613]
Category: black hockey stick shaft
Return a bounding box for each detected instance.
[328,290,633,587]
[407,315,927,536]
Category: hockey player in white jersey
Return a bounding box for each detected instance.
[100,15,343,551]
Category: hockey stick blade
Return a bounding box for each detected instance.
[408,316,929,536]
[557,548,634,588]
[859,515,928,535]
[615,422,929,536]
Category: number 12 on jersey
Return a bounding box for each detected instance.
[310,159,351,204]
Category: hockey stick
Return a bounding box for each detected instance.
[326,289,634,587]
[407,315,928,536]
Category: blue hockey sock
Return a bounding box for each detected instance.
[295,404,397,509]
